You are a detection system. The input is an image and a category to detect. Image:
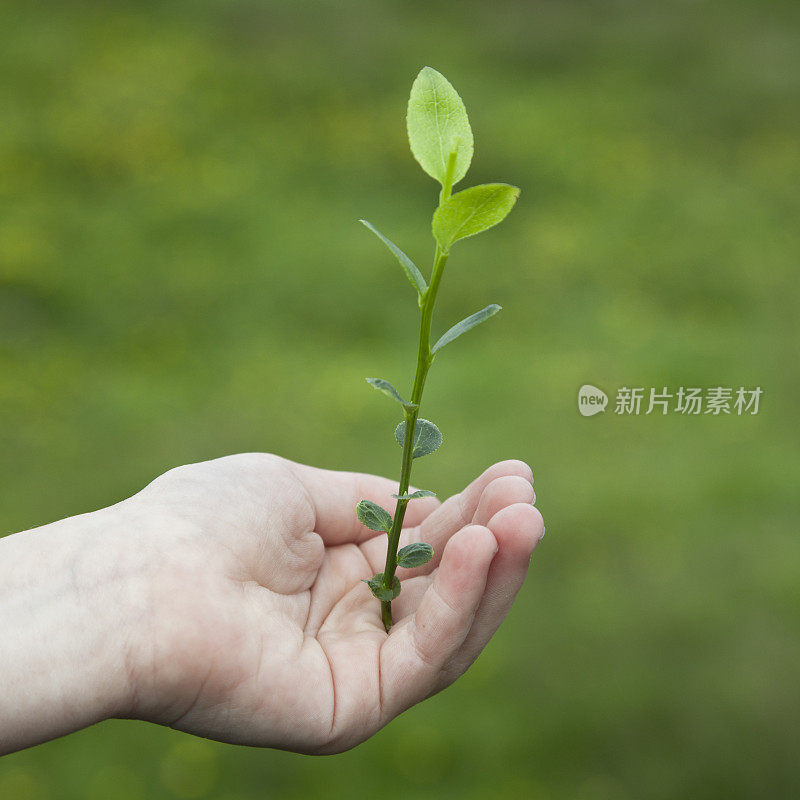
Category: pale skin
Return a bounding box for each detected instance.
[0,453,544,756]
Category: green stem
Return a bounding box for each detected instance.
[439,142,458,205]
[379,248,449,630]
[379,149,458,632]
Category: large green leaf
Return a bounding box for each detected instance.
[432,183,520,251]
[394,418,443,458]
[356,500,393,533]
[432,304,502,353]
[407,67,473,187]
[360,220,427,295]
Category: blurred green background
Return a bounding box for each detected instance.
[1,0,799,797]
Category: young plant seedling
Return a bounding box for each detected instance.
[358,67,520,631]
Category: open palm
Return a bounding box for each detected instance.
[126,453,543,753]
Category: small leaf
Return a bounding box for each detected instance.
[360,220,427,295]
[407,67,474,187]
[432,304,502,353]
[394,418,443,458]
[397,542,434,568]
[432,183,520,251]
[392,489,438,500]
[362,572,402,601]
[366,378,417,410]
[356,500,393,533]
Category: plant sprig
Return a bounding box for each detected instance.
[358,67,519,631]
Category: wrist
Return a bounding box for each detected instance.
[0,503,142,752]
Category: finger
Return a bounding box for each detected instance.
[385,573,433,622]
[366,461,533,577]
[443,502,544,682]
[380,525,497,718]
[284,461,441,544]
[369,475,533,610]
[472,475,535,526]
[411,461,532,559]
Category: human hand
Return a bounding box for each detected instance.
[0,454,544,755]
[123,454,544,753]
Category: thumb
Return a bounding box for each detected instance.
[379,524,497,719]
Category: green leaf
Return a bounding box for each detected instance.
[360,220,427,295]
[432,183,520,251]
[432,304,502,353]
[394,418,443,458]
[366,378,417,410]
[392,489,438,500]
[396,542,435,568]
[407,67,474,187]
[356,500,393,533]
[362,572,402,602]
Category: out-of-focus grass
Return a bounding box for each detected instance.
[1,0,799,797]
